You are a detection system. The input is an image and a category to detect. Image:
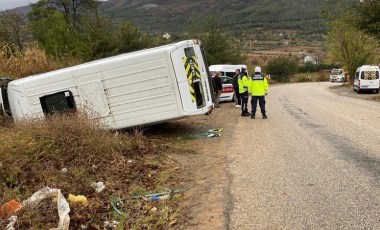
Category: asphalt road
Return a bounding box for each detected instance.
[227,82,380,229]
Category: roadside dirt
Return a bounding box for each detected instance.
[148,102,240,229]
[329,83,380,101]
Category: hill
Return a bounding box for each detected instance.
[100,0,327,35]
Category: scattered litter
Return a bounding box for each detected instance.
[177,128,224,139]
[22,187,70,230]
[92,164,98,169]
[127,160,133,163]
[61,168,68,173]
[206,128,223,138]
[92,182,105,193]
[145,194,170,201]
[207,128,223,133]
[132,188,188,201]
[207,132,221,138]
[68,194,88,206]
[110,197,124,216]
[0,200,22,220]
[6,215,17,230]
[104,220,119,230]
[150,207,158,212]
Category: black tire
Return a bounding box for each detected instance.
[376,89,379,94]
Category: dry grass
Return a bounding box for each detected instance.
[0,113,183,229]
[0,43,80,79]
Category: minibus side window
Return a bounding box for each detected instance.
[40,91,76,115]
[376,71,379,79]
[355,72,359,80]
[360,72,365,80]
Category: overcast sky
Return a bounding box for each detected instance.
[0,0,39,11]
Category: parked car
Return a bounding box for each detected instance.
[219,76,235,102]
[330,69,346,82]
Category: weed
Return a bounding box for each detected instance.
[0,113,183,229]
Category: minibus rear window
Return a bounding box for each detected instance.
[361,71,378,80]
[185,47,196,57]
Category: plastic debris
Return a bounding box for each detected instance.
[110,197,125,216]
[207,128,223,133]
[68,194,88,206]
[104,220,119,230]
[144,194,170,201]
[0,200,22,220]
[206,128,223,138]
[132,188,188,201]
[22,187,70,230]
[92,182,105,193]
[61,168,68,173]
[150,207,158,212]
[6,215,17,230]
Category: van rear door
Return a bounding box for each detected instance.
[360,68,380,89]
[171,43,211,113]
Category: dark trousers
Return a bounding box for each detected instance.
[235,89,241,105]
[240,92,249,113]
[251,96,266,114]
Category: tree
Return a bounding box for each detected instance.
[29,8,90,59]
[116,22,157,54]
[0,10,31,52]
[266,56,298,82]
[31,0,100,27]
[326,13,378,81]
[353,0,380,40]
[29,0,157,61]
[80,14,119,60]
[187,16,246,65]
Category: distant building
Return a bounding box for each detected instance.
[304,55,317,64]
[163,33,171,40]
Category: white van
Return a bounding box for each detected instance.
[209,64,248,102]
[209,64,248,78]
[353,65,380,94]
[0,40,215,129]
[330,69,346,82]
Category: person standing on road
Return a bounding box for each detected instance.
[248,66,269,119]
[232,69,241,108]
[238,67,250,116]
[213,72,223,108]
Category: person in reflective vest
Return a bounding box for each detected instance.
[238,67,250,116]
[248,66,269,119]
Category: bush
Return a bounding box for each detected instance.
[266,55,298,82]
[0,43,80,79]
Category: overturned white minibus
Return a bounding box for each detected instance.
[0,40,215,129]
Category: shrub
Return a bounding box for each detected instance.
[0,43,80,79]
[266,55,298,82]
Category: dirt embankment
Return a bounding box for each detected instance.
[161,102,240,229]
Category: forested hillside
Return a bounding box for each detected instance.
[100,0,326,34]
